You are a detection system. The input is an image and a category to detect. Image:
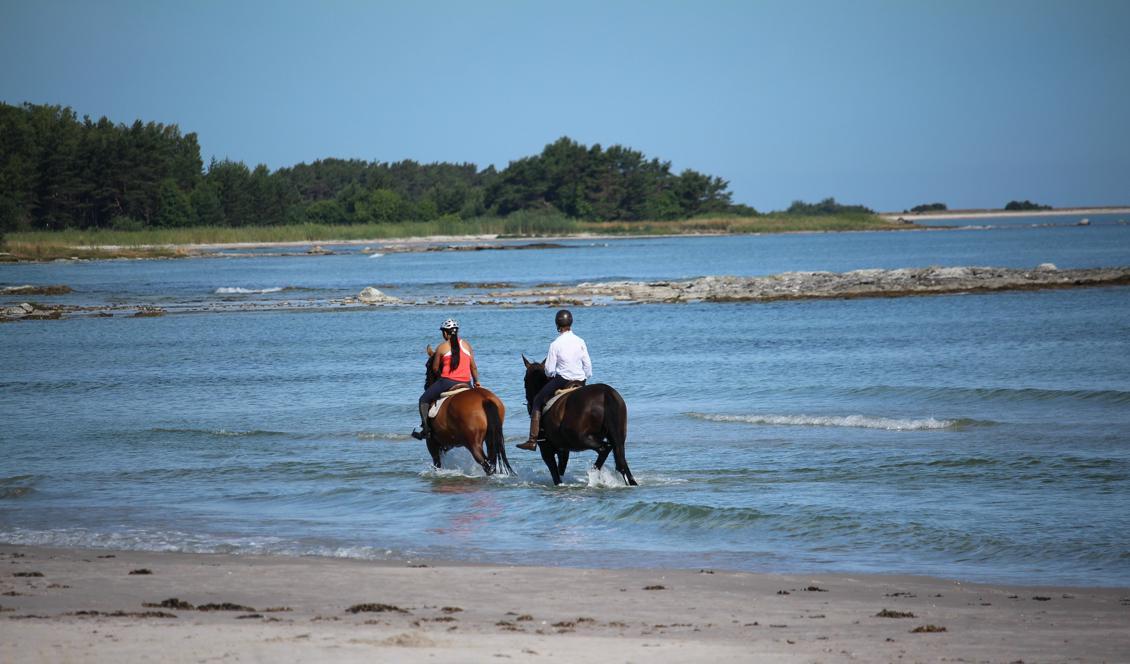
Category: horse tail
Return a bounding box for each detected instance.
[483,398,512,475]
[603,387,637,486]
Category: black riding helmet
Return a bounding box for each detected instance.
[555,309,573,329]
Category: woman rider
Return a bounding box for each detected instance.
[411,318,481,440]
[517,309,591,451]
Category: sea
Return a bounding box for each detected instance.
[3,211,1129,587]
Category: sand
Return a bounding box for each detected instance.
[1,546,1127,662]
[882,206,1130,222]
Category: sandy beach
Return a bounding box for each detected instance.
[1,546,1127,663]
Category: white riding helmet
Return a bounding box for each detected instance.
[440,318,459,331]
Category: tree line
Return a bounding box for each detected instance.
[1004,200,1052,211]
[0,103,759,233]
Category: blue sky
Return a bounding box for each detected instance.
[2,0,1128,211]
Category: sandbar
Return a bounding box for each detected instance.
[882,206,1130,221]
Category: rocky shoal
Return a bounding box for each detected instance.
[490,264,1130,303]
[5,265,1129,321]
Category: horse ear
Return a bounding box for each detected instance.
[426,345,434,356]
[522,354,531,368]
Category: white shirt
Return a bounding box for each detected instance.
[545,330,592,381]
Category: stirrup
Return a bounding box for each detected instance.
[411,428,427,440]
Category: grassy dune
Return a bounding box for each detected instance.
[2,214,903,261]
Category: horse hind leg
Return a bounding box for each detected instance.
[612,444,637,486]
[593,445,611,470]
[468,443,492,476]
[600,389,636,486]
[607,425,637,486]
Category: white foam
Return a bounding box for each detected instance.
[356,432,416,442]
[583,465,633,488]
[0,527,283,553]
[0,527,403,561]
[417,447,524,480]
[419,449,488,478]
[368,253,385,258]
[215,286,285,294]
[688,412,958,431]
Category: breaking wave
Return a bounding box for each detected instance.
[842,385,1130,406]
[214,286,297,294]
[149,427,288,438]
[0,527,408,561]
[686,412,977,431]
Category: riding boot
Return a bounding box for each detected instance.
[411,402,431,440]
[517,410,540,451]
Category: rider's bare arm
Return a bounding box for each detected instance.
[431,341,448,374]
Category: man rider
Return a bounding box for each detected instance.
[517,309,592,451]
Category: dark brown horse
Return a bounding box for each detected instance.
[521,356,637,486]
[423,346,512,475]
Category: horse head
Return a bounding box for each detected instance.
[521,354,549,412]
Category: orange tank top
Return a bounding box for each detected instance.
[439,340,473,382]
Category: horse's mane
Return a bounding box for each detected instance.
[424,348,437,389]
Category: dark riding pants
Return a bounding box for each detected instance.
[420,378,461,405]
[530,376,583,415]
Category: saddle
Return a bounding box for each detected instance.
[427,385,471,419]
[541,381,585,415]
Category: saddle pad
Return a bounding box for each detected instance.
[541,385,582,414]
[428,387,471,419]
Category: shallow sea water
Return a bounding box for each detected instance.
[2,216,1129,585]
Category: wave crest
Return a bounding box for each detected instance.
[149,427,286,438]
[846,385,1130,405]
[615,501,767,528]
[214,286,288,294]
[686,412,972,431]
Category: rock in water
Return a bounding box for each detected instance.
[358,287,401,305]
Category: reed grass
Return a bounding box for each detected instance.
[2,214,902,261]
[575,214,898,235]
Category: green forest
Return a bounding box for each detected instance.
[0,102,761,234]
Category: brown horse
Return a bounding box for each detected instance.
[521,356,637,486]
[423,346,512,475]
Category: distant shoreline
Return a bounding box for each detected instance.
[1,215,901,262]
[4,207,1127,262]
[881,206,1130,221]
